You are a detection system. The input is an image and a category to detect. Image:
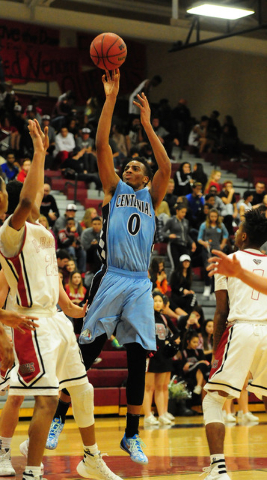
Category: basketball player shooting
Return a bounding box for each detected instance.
[201,207,267,480]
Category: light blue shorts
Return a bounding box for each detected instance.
[80,266,156,351]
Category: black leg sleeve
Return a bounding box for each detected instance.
[79,333,108,370]
[125,342,147,406]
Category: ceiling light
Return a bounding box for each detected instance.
[187,3,255,20]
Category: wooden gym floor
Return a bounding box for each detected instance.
[4,412,267,479]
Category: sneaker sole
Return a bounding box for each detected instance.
[120,443,148,465]
[0,470,15,476]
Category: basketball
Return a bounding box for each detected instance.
[90,32,127,70]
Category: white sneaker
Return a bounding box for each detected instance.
[203,286,211,297]
[144,414,159,426]
[225,413,236,423]
[238,411,259,423]
[210,293,216,301]
[22,472,44,480]
[163,412,175,421]
[19,439,44,474]
[158,415,172,425]
[203,460,231,479]
[0,448,15,476]
[77,450,123,480]
[193,385,202,395]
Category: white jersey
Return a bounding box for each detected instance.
[215,248,267,323]
[0,218,59,315]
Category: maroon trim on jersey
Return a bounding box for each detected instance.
[241,249,267,257]
[14,329,45,387]
[208,325,233,379]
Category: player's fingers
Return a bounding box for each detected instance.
[102,74,106,84]
[208,255,221,264]
[105,70,111,81]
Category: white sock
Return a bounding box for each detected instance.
[84,443,99,455]
[25,466,42,476]
[0,436,12,450]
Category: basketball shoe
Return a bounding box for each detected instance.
[120,434,148,464]
[76,450,123,480]
[203,459,231,479]
[45,417,64,449]
[22,471,45,480]
[0,448,15,476]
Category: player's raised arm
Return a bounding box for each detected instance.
[208,249,267,295]
[11,119,46,231]
[133,93,171,210]
[95,69,120,202]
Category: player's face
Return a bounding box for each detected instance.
[234,222,245,248]
[123,161,149,190]
[153,295,164,312]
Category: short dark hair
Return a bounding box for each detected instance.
[124,157,153,182]
[56,249,71,260]
[92,216,102,222]
[243,207,267,247]
[175,202,187,211]
[6,180,23,215]
[243,190,253,201]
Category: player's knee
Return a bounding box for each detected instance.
[202,391,226,426]
[68,382,94,428]
[8,395,24,409]
[35,395,58,416]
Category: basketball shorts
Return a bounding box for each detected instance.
[9,310,88,396]
[205,321,267,400]
[80,265,156,351]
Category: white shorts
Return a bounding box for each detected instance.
[0,325,14,391]
[205,322,267,400]
[9,311,88,396]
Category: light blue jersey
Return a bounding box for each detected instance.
[98,180,155,272]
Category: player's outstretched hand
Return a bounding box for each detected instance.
[207,250,241,278]
[0,311,39,334]
[34,119,49,151]
[133,93,151,127]
[102,69,120,98]
[0,331,14,371]
[82,300,88,317]
[28,119,45,153]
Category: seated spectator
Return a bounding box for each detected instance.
[126,117,145,153]
[151,116,179,159]
[56,248,71,284]
[169,254,197,314]
[251,181,266,206]
[237,190,253,220]
[206,186,225,214]
[1,151,19,181]
[53,203,82,240]
[172,98,191,154]
[156,200,171,225]
[164,178,177,215]
[58,217,87,273]
[174,162,193,197]
[219,180,238,235]
[206,110,221,149]
[181,330,210,396]
[148,258,168,294]
[52,90,75,130]
[68,117,79,138]
[178,305,205,339]
[16,158,31,183]
[65,258,77,284]
[53,126,76,163]
[161,203,196,271]
[40,183,60,227]
[188,121,201,150]
[1,115,19,151]
[80,207,98,230]
[38,214,57,248]
[41,114,56,168]
[204,169,222,194]
[198,208,228,297]
[219,115,240,158]
[111,124,127,159]
[162,294,187,321]
[60,151,102,190]
[191,162,208,188]
[81,216,102,273]
[201,319,213,362]
[186,182,205,227]
[76,127,94,152]
[65,271,87,305]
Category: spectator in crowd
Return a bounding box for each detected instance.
[206,186,225,214]
[81,216,103,273]
[0,114,19,151]
[206,110,221,149]
[65,271,87,305]
[65,258,77,284]
[125,117,145,153]
[16,158,31,183]
[148,258,168,294]
[80,207,99,230]
[169,254,197,314]
[151,116,179,159]
[40,183,60,227]
[251,181,266,206]
[204,170,222,194]
[219,115,240,158]
[178,305,205,339]
[191,162,208,188]
[128,75,162,116]
[76,127,94,152]
[53,203,82,239]
[181,329,210,396]
[38,214,57,248]
[52,90,75,130]
[161,203,196,271]
[164,178,177,215]
[156,200,171,225]
[56,248,71,284]
[201,319,213,363]
[198,208,228,298]
[53,126,76,163]
[237,190,253,220]
[219,180,238,235]
[1,151,19,181]
[186,182,205,227]
[173,162,193,197]
[172,98,191,155]
[143,292,180,426]
[111,124,127,159]
[42,115,56,145]
[58,217,87,273]
[60,148,102,190]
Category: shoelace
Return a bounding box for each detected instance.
[128,437,146,453]
[199,466,211,476]
[49,422,62,437]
